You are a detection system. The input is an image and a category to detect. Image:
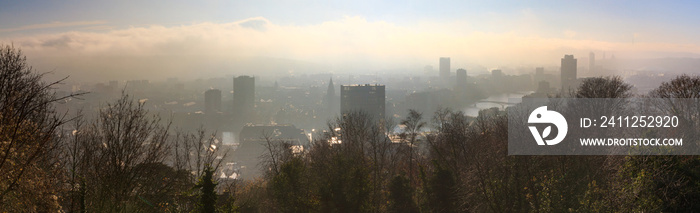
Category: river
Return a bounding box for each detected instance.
[462,91,533,117]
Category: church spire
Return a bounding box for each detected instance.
[327,77,335,96]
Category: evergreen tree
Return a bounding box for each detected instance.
[427,161,457,212]
[196,165,217,213]
[270,157,315,212]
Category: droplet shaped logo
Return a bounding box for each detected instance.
[528,106,568,145]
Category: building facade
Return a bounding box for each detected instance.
[439,57,451,81]
[233,76,255,115]
[561,55,578,92]
[204,88,222,114]
[340,84,385,121]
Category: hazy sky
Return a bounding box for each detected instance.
[2,0,700,80]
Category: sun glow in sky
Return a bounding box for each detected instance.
[2,0,700,80]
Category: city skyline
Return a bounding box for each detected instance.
[2,1,700,81]
[3,2,700,211]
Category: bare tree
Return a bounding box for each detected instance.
[574,76,633,99]
[614,75,700,211]
[260,132,295,178]
[399,109,426,185]
[75,93,172,212]
[649,74,700,130]
[173,127,229,180]
[0,44,80,211]
[62,111,89,212]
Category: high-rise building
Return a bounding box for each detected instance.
[456,68,467,87]
[233,76,255,115]
[589,52,595,73]
[439,57,450,81]
[340,84,385,121]
[561,55,577,92]
[205,88,222,114]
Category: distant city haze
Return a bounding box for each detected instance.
[5,2,700,211]
[2,1,700,82]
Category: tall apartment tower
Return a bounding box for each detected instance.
[233,76,255,116]
[439,57,451,81]
[204,88,222,114]
[340,84,385,121]
[456,68,467,87]
[561,55,578,92]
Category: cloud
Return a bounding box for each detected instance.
[2,16,700,81]
[0,21,107,33]
[237,17,270,32]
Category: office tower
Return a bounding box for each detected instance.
[233,76,255,115]
[561,55,578,92]
[340,84,385,121]
[589,52,595,73]
[456,68,467,87]
[439,57,450,81]
[205,88,222,114]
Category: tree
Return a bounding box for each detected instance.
[168,127,230,212]
[388,174,418,213]
[76,92,173,212]
[399,109,426,185]
[0,44,78,211]
[426,161,457,213]
[574,76,633,99]
[608,75,700,211]
[649,74,700,133]
[303,111,396,212]
[173,127,229,182]
[63,113,89,213]
[269,157,315,212]
[571,76,633,123]
[195,165,217,213]
[649,74,700,99]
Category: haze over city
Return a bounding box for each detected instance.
[4,1,700,212]
[3,0,700,81]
